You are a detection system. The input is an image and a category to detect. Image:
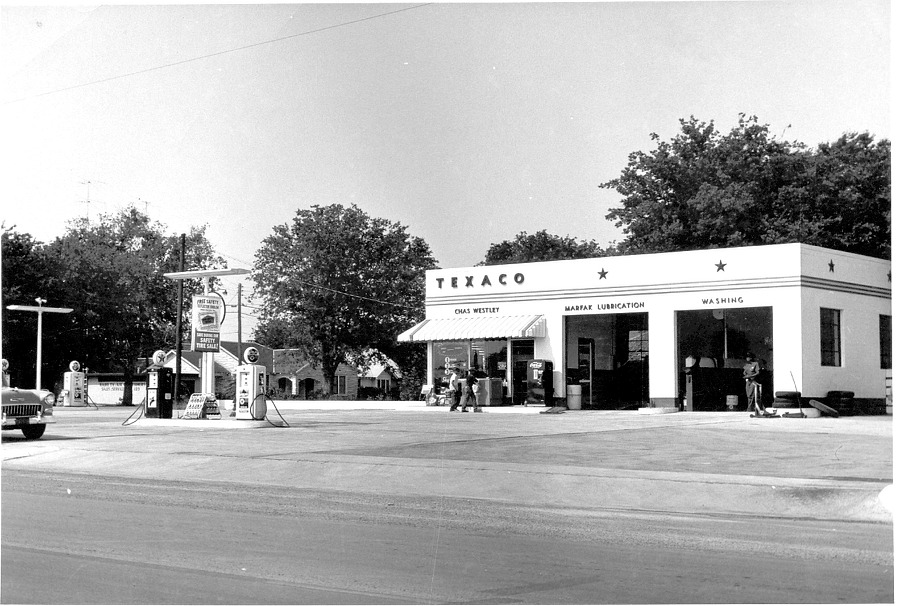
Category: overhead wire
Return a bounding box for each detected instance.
[290,280,417,310]
[217,254,419,310]
[5,3,433,105]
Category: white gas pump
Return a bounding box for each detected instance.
[235,347,267,420]
[62,360,86,407]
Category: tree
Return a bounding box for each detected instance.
[801,133,891,258]
[1,225,60,387]
[41,208,221,403]
[481,230,615,265]
[252,204,437,395]
[601,115,890,259]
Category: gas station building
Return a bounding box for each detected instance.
[398,243,891,411]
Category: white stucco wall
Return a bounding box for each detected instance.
[770,287,805,394]
[648,310,676,405]
[798,247,891,399]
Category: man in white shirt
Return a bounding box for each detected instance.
[448,368,461,411]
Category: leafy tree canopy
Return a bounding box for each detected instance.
[601,114,890,259]
[2,225,61,387]
[481,230,615,265]
[252,204,438,391]
[21,208,221,399]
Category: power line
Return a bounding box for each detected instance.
[295,280,417,310]
[218,253,416,310]
[5,4,432,105]
[219,252,255,267]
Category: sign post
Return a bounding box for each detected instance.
[6,299,74,390]
[163,268,249,397]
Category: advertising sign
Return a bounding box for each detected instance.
[88,380,146,405]
[433,342,467,376]
[191,295,222,352]
[182,393,221,420]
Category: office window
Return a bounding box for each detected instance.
[432,341,469,386]
[880,315,892,369]
[820,308,841,367]
[332,375,347,395]
[628,329,649,362]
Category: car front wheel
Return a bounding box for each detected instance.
[21,425,45,440]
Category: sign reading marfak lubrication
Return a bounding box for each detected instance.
[191,295,222,353]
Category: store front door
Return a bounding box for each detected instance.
[511,340,535,405]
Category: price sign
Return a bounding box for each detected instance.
[181,393,220,420]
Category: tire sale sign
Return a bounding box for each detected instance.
[191,295,222,352]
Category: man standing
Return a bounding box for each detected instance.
[743,352,769,417]
[448,367,461,412]
[460,369,482,413]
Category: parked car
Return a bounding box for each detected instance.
[2,387,55,439]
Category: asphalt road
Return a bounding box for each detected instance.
[1,404,893,604]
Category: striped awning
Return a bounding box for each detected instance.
[397,315,546,342]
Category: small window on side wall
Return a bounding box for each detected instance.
[880,315,892,370]
[820,308,841,367]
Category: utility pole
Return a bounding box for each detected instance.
[237,282,243,359]
[234,282,243,418]
[6,299,73,389]
[174,234,185,405]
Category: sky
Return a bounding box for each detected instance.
[1,1,891,340]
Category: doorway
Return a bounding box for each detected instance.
[510,339,535,405]
[676,307,774,410]
[565,312,649,409]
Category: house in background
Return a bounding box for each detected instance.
[272,349,359,400]
[139,343,393,401]
[358,359,401,397]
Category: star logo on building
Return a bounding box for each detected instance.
[598,268,608,280]
[828,260,835,272]
[715,260,726,272]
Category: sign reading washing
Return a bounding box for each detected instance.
[700,296,745,305]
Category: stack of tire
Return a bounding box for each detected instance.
[827,391,856,415]
[772,391,824,417]
[773,391,802,410]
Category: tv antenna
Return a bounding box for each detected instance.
[79,179,105,220]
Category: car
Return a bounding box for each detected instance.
[2,386,56,439]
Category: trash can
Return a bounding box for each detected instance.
[566,384,582,410]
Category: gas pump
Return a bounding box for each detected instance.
[145,350,173,419]
[235,347,267,420]
[683,355,697,412]
[62,360,86,407]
